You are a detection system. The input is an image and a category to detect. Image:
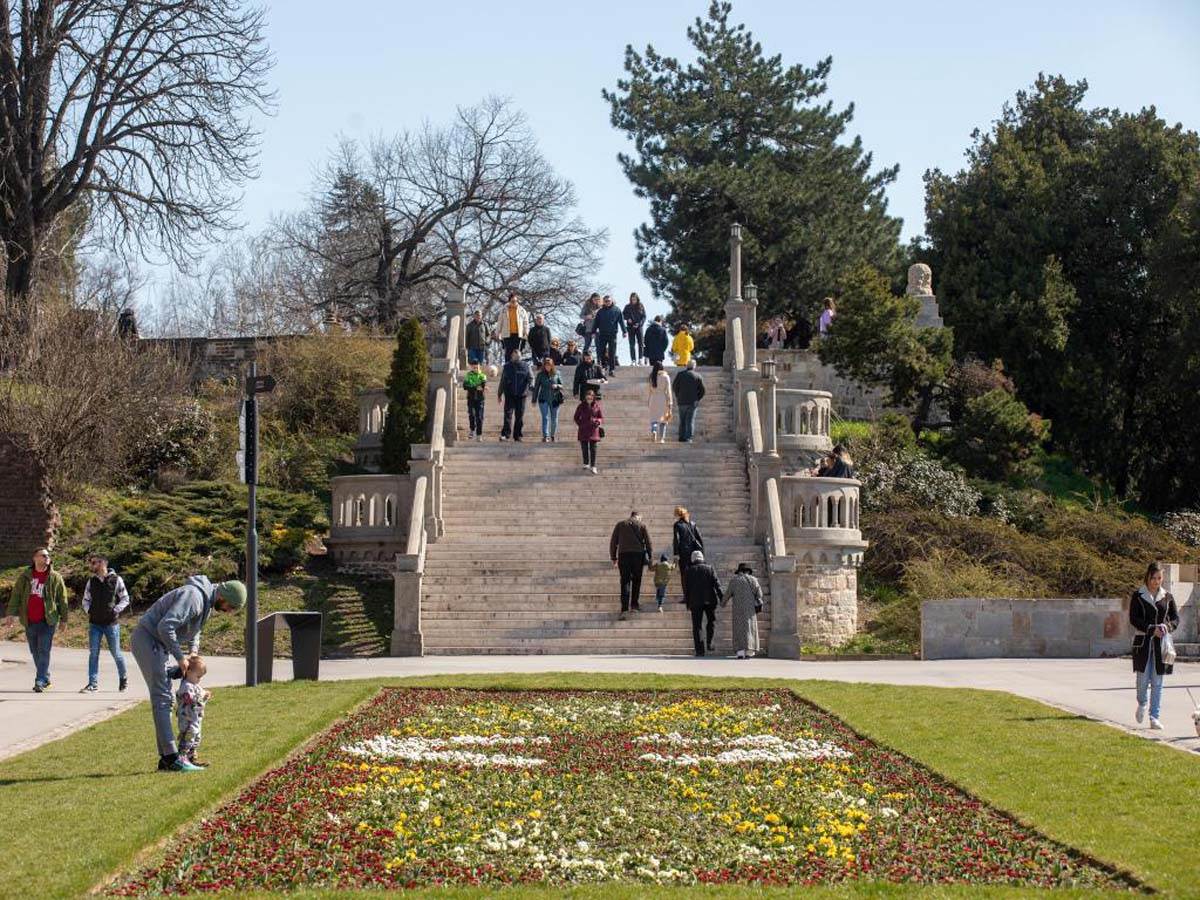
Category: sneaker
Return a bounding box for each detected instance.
[1149,718,1164,731]
[542,436,548,442]
[166,758,204,773]
[80,684,98,693]
[1136,704,1146,724]
[589,466,598,475]
[32,683,44,693]
[41,682,51,691]
[186,753,211,768]
[500,435,510,442]
[618,612,627,621]
[582,463,590,469]
[119,677,128,692]
[657,606,663,613]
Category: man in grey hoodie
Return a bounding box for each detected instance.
[131,575,245,772]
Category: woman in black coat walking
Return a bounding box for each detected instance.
[1129,561,1180,731]
[673,506,704,605]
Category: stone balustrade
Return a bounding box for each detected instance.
[776,388,832,454]
[354,388,388,470]
[328,474,414,566]
[776,474,867,566]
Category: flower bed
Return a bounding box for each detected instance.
[111,689,1135,894]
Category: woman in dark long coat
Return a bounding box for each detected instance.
[1129,561,1180,731]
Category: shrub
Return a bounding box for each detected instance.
[258,423,355,495]
[260,333,391,436]
[947,388,1049,481]
[381,319,428,474]
[1163,510,1200,547]
[125,400,218,485]
[858,449,981,518]
[945,356,1014,421]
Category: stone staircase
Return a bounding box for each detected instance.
[418,365,771,655]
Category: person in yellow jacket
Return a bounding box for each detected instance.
[671,325,694,367]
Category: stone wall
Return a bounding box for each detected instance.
[768,563,857,657]
[0,434,60,564]
[921,597,1133,660]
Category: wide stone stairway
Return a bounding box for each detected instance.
[419,365,771,655]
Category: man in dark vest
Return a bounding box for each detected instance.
[80,553,131,692]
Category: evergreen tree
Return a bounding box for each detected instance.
[925,74,1200,504]
[604,2,902,326]
[381,319,429,474]
[817,266,953,435]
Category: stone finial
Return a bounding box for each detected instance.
[906,263,933,297]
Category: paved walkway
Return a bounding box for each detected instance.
[2,644,1197,761]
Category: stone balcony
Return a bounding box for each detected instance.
[776,388,833,455]
[776,474,867,566]
[354,388,387,471]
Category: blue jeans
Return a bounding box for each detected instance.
[655,585,666,608]
[677,403,698,442]
[1137,652,1164,720]
[88,623,128,687]
[538,400,559,439]
[467,348,487,365]
[25,621,54,686]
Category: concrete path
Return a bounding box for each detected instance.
[3,643,1197,761]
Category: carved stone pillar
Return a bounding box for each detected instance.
[444,285,468,370]
[427,363,458,447]
[392,553,424,656]
[760,357,779,459]
[723,223,743,371]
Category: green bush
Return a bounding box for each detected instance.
[261,333,391,436]
[947,388,1049,481]
[944,357,1014,421]
[258,423,355,496]
[62,482,327,603]
[859,449,981,518]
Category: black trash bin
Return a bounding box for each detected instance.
[256,611,323,683]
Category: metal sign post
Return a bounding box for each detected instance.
[242,363,274,687]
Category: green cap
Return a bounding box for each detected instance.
[215,580,247,610]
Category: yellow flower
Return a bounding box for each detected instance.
[528,810,542,820]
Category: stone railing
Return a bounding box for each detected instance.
[329,475,415,567]
[776,474,866,566]
[353,388,388,470]
[391,474,428,655]
[776,388,832,454]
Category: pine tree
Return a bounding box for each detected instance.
[381,319,429,474]
[603,1,901,326]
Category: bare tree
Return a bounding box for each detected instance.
[0,0,274,344]
[275,97,606,330]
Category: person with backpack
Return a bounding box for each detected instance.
[673,506,704,606]
[1130,561,1181,731]
[623,292,647,365]
[532,357,564,442]
[498,350,532,442]
[573,388,604,475]
[644,315,670,366]
[3,547,68,692]
[610,511,652,619]
[80,553,131,692]
[684,550,723,656]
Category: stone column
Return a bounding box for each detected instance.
[760,357,779,459]
[391,553,424,656]
[444,285,468,371]
[723,223,743,370]
[427,363,458,447]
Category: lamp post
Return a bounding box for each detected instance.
[761,356,778,458]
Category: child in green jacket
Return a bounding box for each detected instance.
[651,553,676,612]
[463,362,487,440]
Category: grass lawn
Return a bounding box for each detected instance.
[1,674,1197,898]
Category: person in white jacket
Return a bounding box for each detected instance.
[496,292,531,361]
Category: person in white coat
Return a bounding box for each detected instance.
[496,292,531,361]
[647,361,673,443]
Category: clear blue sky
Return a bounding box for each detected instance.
[208,0,1200,322]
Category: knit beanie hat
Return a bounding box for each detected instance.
[216,580,247,610]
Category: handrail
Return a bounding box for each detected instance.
[745,389,763,454]
[731,316,745,370]
[445,314,461,366]
[428,386,446,455]
[405,475,428,556]
[765,477,786,557]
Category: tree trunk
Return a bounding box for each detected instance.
[1,237,38,370]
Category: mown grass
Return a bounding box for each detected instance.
[2,674,1197,899]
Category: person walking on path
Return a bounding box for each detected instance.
[647,361,673,443]
[4,548,68,692]
[765,316,787,350]
[572,350,607,399]
[561,340,581,366]
[532,357,564,442]
[528,313,553,365]
[463,361,488,441]
[671,324,694,367]
[548,338,564,365]
[624,292,647,365]
[818,297,836,337]
[672,360,706,443]
[673,506,705,605]
[579,293,602,356]
[644,315,670,367]
[466,310,491,365]
[574,388,604,474]
[130,576,244,772]
[610,511,652,619]
[594,295,626,376]
[651,553,676,612]
[684,550,722,656]
[499,351,532,442]
[496,292,530,361]
[80,554,130,692]
[722,563,763,659]
[1130,561,1181,730]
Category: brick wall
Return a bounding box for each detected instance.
[0,433,60,565]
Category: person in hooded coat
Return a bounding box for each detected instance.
[722,563,762,659]
[1129,561,1181,731]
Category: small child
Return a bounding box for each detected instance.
[176,654,212,768]
[463,361,488,441]
[651,553,676,612]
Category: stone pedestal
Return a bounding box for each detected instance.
[767,560,857,657]
[391,562,424,656]
[907,263,943,329]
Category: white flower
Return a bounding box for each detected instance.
[341,735,546,767]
